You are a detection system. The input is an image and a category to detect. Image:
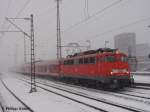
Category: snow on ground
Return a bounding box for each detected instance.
[1,72,150,112]
[0,108,2,112]
[1,73,100,112]
[0,80,30,112]
[28,74,150,112]
[35,79,150,112]
[133,75,150,84]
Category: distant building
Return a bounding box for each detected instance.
[114,32,137,71]
[114,32,136,56]
[136,43,150,57]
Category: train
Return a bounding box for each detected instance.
[18,48,134,89]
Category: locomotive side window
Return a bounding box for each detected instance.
[70,60,74,65]
[79,58,83,64]
[64,60,67,65]
[83,57,96,64]
[84,58,89,64]
[89,57,96,64]
[63,60,74,65]
[74,59,79,65]
[66,60,74,65]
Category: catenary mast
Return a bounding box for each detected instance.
[56,0,62,59]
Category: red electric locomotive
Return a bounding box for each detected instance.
[19,48,134,88]
[60,48,133,88]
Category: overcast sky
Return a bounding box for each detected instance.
[0,0,150,69]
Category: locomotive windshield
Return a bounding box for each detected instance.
[120,56,128,62]
[105,55,128,62]
[106,56,116,62]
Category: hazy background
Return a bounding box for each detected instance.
[0,0,150,70]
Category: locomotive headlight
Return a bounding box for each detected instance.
[112,69,119,73]
[122,69,127,72]
[112,69,128,73]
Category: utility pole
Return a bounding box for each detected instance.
[29,14,36,93]
[56,0,62,59]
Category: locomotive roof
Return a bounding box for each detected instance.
[66,48,117,58]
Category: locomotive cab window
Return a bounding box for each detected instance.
[121,56,128,62]
[84,58,89,64]
[106,56,116,62]
[79,58,83,64]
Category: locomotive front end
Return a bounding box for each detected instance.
[98,51,134,88]
[109,54,134,87]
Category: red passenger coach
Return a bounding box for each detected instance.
[21,60,60,77]
[35,60,59,77]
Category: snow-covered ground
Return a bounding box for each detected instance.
[0,79,30,112]
[0,107,2,112]
[133,74,150,84]
[0,72,150,112]
[0,73,100,112]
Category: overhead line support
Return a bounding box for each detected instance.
[5,14,37,93]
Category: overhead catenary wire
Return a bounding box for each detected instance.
[77,16,150,42]
[62,0,123,33]
[2,0,31,34]
[35,6,57,18]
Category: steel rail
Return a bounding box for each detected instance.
[20,78,146,112]
[0,79,34,112]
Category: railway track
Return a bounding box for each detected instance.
[19,79,108,112]
[117,91,150,100]
[17,74,150,104]
[36,76,150,103]
[0,103,4,112]
[19,78,149,112]
[119,87,150,96]
[131,85,150,90]
[19,74,150,103]
[134,83,150,87]
[0,79,34,112]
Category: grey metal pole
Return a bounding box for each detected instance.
[56,0,62,59]
[29,14,36,93]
